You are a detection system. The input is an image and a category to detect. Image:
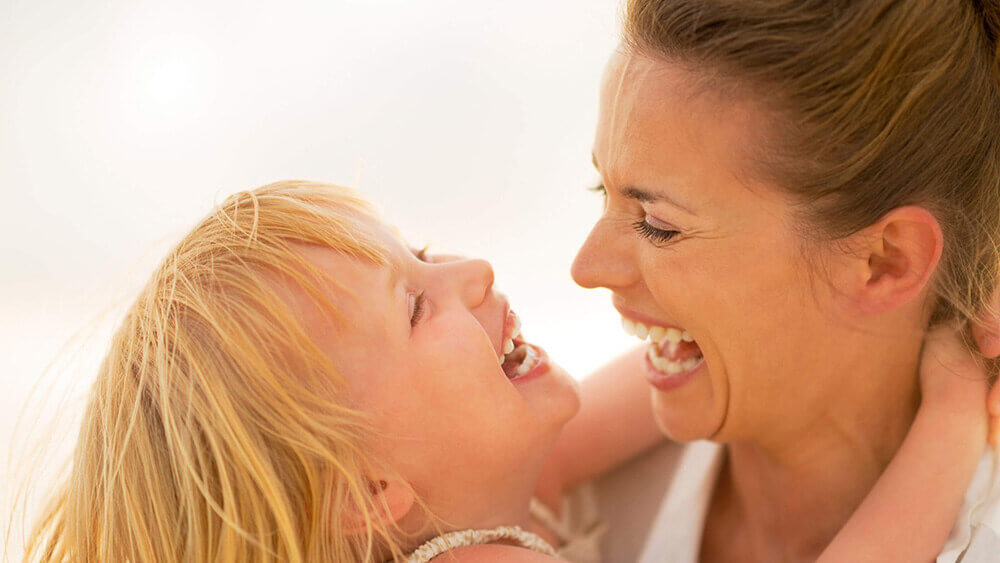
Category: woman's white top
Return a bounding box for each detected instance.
[638,441,1000,562]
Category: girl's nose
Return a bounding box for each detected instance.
[446,258,495,308]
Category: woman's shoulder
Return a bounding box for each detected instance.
[938,449,1000,562]
[430,544,563,562]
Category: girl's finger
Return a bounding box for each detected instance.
[972,286,1000,358]
[990,383,1000,416]
[989,415,1000,447]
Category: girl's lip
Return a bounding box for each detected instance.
[642,353,703,392]
[497,293,514,352]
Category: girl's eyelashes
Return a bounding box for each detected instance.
[632,219,680,244]
[409,291,427,326]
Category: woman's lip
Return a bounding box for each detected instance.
[642,353,702,392]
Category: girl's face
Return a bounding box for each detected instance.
[573,50,859,443]
[296,213,579,525]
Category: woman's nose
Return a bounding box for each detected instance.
[571,217,637,290]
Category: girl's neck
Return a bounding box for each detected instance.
[400,460,543,553]
[717,329,922,560]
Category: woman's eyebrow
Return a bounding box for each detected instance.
[592,152,699,216]
[621,186,698,216]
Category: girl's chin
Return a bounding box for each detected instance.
[524,363,581,428]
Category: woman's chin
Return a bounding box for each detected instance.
[650,385,725,443]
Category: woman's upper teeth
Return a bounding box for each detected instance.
[622,317,694,344]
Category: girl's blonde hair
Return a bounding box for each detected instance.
[26,181,408,561]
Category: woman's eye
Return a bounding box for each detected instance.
[409,291,427,326]
[632,219,680,245]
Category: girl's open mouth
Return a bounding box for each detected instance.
[499,310,548,381]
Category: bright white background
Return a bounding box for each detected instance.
[0,0,638,555]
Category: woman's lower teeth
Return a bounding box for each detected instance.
[647,344,702,374]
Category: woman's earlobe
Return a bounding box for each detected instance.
[339,477,415,535]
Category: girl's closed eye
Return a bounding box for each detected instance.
[409,291,427,326]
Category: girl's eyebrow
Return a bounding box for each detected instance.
[386,245,425,294]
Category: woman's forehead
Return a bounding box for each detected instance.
[596,51,772,201]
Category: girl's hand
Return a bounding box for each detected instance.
[920,324,990,418]
[970,288,1000,445]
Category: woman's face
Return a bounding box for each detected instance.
[573,51,854,442]
[294,213,579,520]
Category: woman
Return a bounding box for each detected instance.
[568,0,1000,561]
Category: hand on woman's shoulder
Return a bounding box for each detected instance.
[430,544,563,562]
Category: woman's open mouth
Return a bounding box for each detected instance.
[498,310,548,382]
[622,316,705,390]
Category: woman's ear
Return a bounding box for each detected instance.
[844,206,943,315]
[339,477,415,535]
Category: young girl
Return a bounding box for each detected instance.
[24,181,999,561]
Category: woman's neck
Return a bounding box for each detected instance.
[717,328,923,561]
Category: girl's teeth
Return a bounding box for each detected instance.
[516,346,539,376]
[681,331,694,342]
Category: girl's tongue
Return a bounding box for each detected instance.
[501,338,542,380]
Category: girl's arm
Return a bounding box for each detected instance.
[535,346,668,506]
[818,325,997,563]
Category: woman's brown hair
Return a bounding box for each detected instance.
[624,0,1000,330]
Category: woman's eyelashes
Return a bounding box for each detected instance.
[589,183,681,245]
[589,183,608,206]
[632,219,680,244]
